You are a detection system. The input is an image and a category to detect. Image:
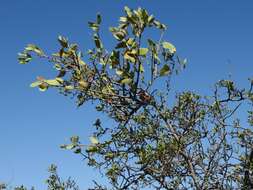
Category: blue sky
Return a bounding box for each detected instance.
[0,0,252,189]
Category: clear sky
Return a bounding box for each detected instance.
[0,0,252,189]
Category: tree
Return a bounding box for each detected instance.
[17,6,253,190]
[0,165,78,190]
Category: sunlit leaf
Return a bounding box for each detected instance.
[30,81,42,88]
[58,36,68,48]
[89,22,98,32]
[124,52,135,63]
[153,20,166,30]
[64,85,74,91]
[65,144,76,150]
[121,78,133,84]
[18,52,32,64]
[94,34,103,49]
[140,64,144,73]
[116,69,123,76]
[78,58,86,65]
[124,6,132,17]
[45,79,61,86]
[90,136,99,145]
[148,15,155,24]
[25,44,44,56]
[139,48,148,56]
[162,42,176,54]
[119,16,127,23]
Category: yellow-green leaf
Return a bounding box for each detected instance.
[88,22,99,31]
[121,78,133,84]
[140,64,144,73]
[139,48,148,56]
[78,58,86,65]
[124,6,132,17]
[55,77,64,84]
[58,36,68,48]
[30,81,42,88]
[160,64,170,76]
[90,136,99,145]
[116,69,123,76]
[65,144,76,150]
[162,42,176,54]
[45,79,61,86]
[124,52,135,63]
[97,13,102,25]
[119,16,127,23]
[65,85,74,90]
[79,80,89,89]
[25,44,44,56]
[18,52,32,64]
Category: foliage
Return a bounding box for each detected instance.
[1,165,79,190]
[18,6,253,190]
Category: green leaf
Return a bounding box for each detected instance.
[55,77,64,83]
[160,64,170,76]
[45,79,61,86]
[162,42,176,54]
[110,50,120,68]
[124,6,132,17]
[78,57,86,65]
[58,36,68,48]
[70,136,79,144]
[88,22,99,31]
[97,13,102,24]
[121,78,133,84]
[178,57,187,69]
[153,20,167,30]
[148,15,155,24]
[140,64,144,73]
[139,48,148,56]
[116,69,123,76]
[110,27,127,40]
[30,81,42,88]
[64,85,74,91]
[119,16,127,23]
[65,144,76,150]
[74,148,81,154]
[94,34,103,49]
[90,136,99,145]
[18,52,32,64]
[124,52,135,63]
[54,63,61,71]
[25,44,44,56]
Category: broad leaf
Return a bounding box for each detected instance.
[160,64,170,76]
[121,78,133,84]
[162,42,176,54]
[58,36,68,48]
[30,81,42,88]
[139,48,149,56]
[124,52,135,63]
[25,44,44,56]
[45,79,61,86]
[90,136,99,145]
